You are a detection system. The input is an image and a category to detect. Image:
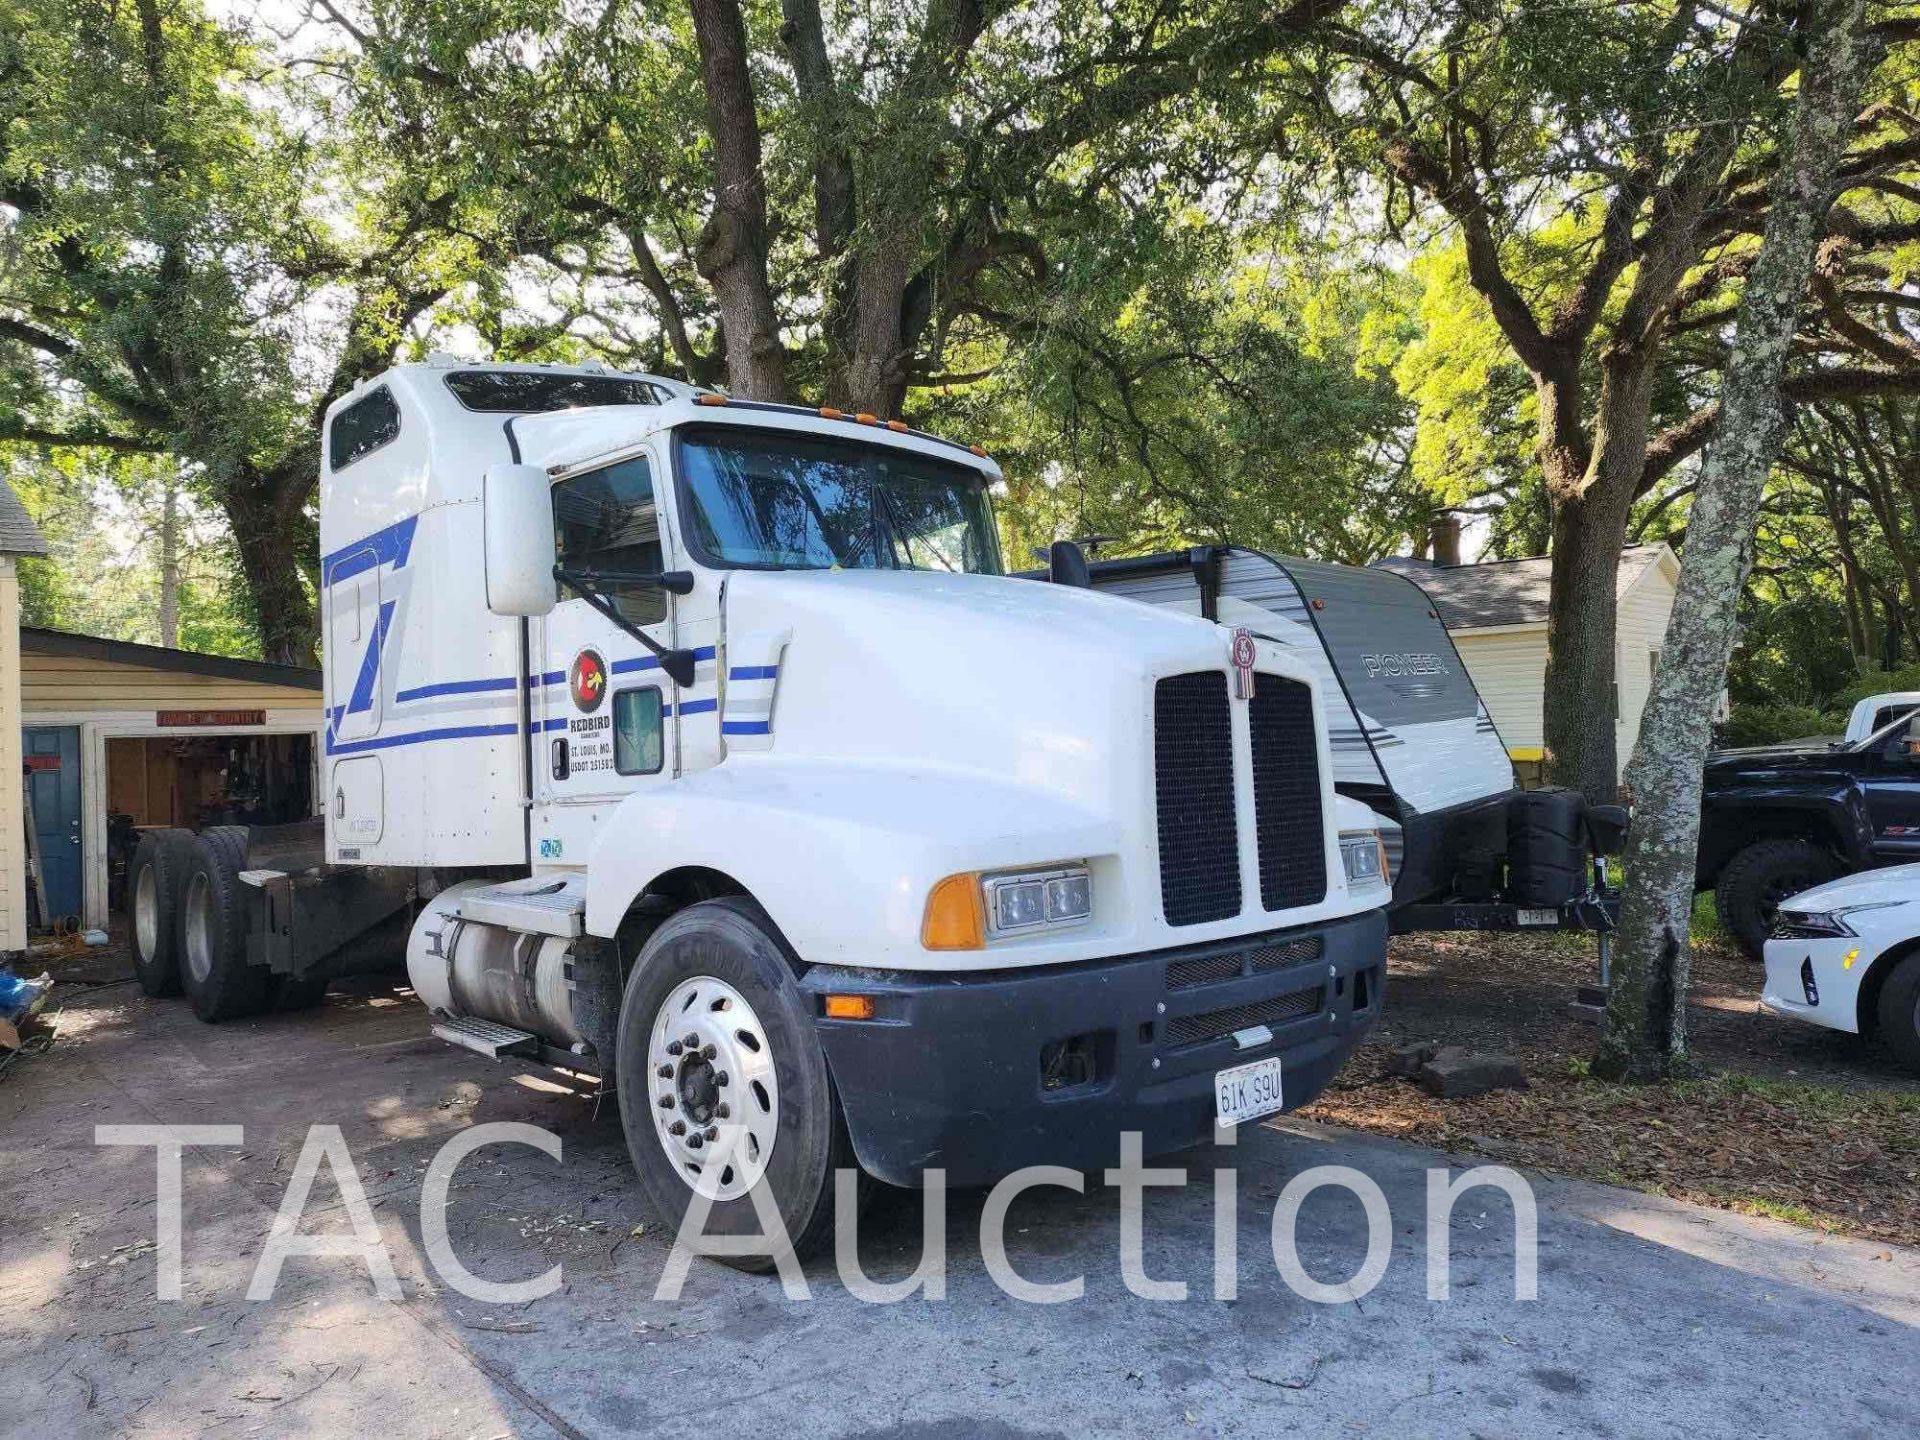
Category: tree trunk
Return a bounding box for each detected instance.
[1541,485,1631,802]
[225,471,318,668]
[1595,0,1875,1082]
[157,476,180,649]
[688,0,789,402]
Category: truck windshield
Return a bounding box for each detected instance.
[676,427,1003,574]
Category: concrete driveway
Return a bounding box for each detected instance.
[3,976,1915,1439]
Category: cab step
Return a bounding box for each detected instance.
[432,1015,539,1060]
[454,875,586,938]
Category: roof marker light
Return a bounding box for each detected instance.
[819,406,844,420]
[886,420,909,433]
[969,445,988,458]
[695,394,729,407]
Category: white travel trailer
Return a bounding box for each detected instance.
[1080,548,1629,938]
[126,359,1393,1264]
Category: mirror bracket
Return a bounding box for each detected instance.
[553,566,699,686]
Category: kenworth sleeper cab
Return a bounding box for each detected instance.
[125,360,1392,1263]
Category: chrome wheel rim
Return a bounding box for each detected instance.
[182,873,215,986]
[647,976,778,1201]
[134,866,159,961]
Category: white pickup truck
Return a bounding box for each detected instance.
[123,360,1394,1264]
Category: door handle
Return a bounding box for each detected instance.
[334,788,345,818]
[552,738,570,782]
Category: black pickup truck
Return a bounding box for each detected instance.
[1700,706,1920,958]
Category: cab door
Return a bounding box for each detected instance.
[1864,714,1920,861]
[532,448,679,867]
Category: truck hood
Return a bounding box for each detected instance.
[719,566,1322,810]
[1705,743,1861,780]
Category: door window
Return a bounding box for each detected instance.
[613,688,665,775]
[551,455,666,626]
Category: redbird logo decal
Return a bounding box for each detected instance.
[570,648,608,713]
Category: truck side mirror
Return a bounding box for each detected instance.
[483,463,558,616]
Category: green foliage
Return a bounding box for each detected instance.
[1836,663,1920,710]
[1715,703,1844,749]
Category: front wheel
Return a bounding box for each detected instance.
[1713,838,1842,961]
[614,898,855,1271]
[1876,950,1920,1076]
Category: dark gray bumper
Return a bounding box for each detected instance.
[800,907,1388,1187]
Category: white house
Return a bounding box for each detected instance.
[1374,541,1682,785]
[1,476,49,960]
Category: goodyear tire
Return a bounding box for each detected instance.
[178,829,276,1023]
[1713,838,1843,961]
[128,828,198,997]
[614,897,858,1272]
[1876,950,1920,1076]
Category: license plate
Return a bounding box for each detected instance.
[1215,1056,1285,1127]
[1516,908,1559,927]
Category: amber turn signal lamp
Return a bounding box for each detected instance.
[922,872,986,950]
[823,994,876,1020]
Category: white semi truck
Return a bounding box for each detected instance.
[125,359,1393,1263]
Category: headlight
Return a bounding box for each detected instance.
[1773,901,1902,940]
[922,863,1092,950]
[1340,830,1389,888]
[985,865,1092,937]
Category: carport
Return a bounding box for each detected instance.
[18,628,323,930]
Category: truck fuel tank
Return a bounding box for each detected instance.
[407,882,583,1048]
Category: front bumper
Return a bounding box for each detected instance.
[799,907,1388,1187]
[1760,935,1865,1034]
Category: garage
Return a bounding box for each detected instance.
[18,628,323,931]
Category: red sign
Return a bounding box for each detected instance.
[155,709,267,728]
[23,755,60,771]
[569,650,608,714]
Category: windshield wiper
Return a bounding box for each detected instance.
[553,565,698,686]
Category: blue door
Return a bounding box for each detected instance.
[22,726,82,923]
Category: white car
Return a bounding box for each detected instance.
[1762,863,1920,1073]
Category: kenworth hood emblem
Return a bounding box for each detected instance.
[1230,627,1257,699]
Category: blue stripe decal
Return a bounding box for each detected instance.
[345,601,396,716]
[537,716,569,731]
[728,664,779,680]
[396,676,517,703]
[327,722,518,756]
[322,515,418,584]
[721,720,771,735]
[530,669,565,687]
[611,644,717,677]
[677,697,718,715]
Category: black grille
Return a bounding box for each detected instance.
[1250,935,1325,973]
[1165,986,1324,1048]
[1166,934,1325,990]
[1249,673,1328,910]
[1154,672,1241,925]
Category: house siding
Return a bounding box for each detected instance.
[1447,553,1679,783]
[21,651,322,715]
[1452,628,1547,755]
[1615,556,1680,774]
[1,560,24,953]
